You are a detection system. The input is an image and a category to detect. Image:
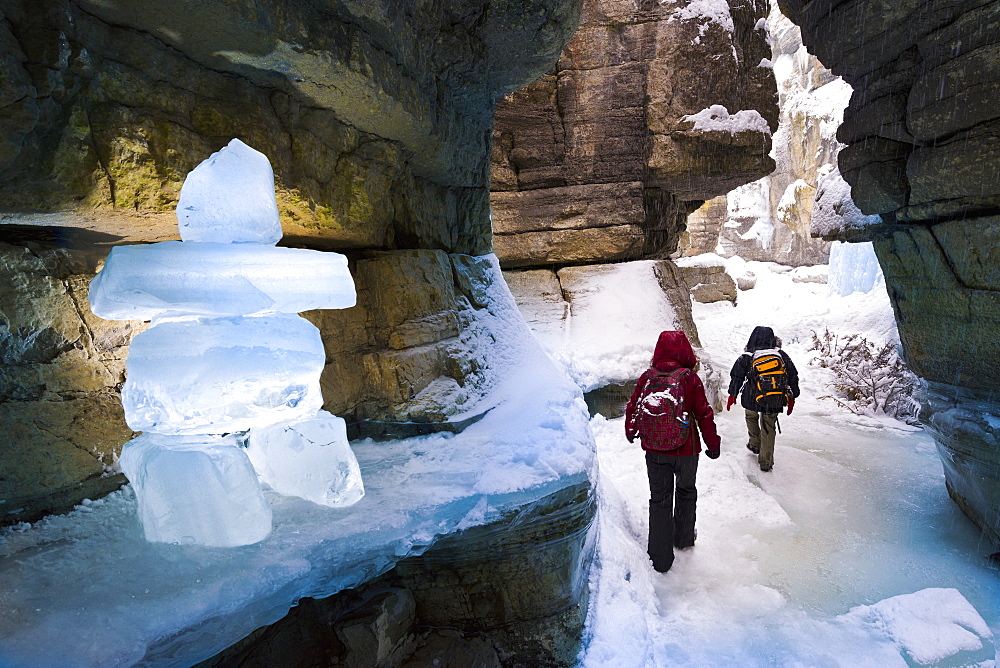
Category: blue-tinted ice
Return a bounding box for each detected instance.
[247,411,365,507]
[119,433,273,547]
[87,138,363,547]
[88,241,355,321]
[177,138,283,245]
[122,314,326,434]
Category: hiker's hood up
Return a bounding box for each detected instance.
[745,325,777,352]
[651,330,697,372]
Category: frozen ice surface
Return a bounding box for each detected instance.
[176,138,282,245]
[247,412,365,508]
[118,433,272,547]
[88,241,356,321]
[0,254,595,667]
[123,314,325,434]
[828,240,884,296]
[579,259,1000,667]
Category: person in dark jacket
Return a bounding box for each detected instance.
[726,325,800,472]
[625,331,721,573]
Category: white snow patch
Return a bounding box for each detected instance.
[812,167,884,238]
[669,0,735,34]
[673,253,727,269]
[682,105,772,136]
[842,588,995,666]
[531,261,688,392]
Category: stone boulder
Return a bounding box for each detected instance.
[673,255,738,304]
[491,0,778,267]
[0,225,143,524]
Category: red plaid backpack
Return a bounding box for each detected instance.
[630,368,691,451]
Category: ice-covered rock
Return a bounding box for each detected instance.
[789,265,827,284]
[122,314,326,434]
[177,138,283,245]
[246,411,364,508]
[118,433,272,547]
[88,241,356,321]
[841,588,995,667]
[811,167,883,239]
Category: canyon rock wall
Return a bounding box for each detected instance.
[678,3,845,266]
[0,0,578,254]
[490,0,778,268]
[490,0,778,410]
[777,0,1000,546]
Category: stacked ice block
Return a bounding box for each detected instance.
[89,138,365,547]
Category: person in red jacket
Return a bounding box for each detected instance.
[625,330,721,573]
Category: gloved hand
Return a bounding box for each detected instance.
[705,448,721,460]
[626,433,635,443]
[726,396,736,411]
[786,397,795,415]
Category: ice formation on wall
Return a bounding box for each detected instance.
[827,241,884,297]
[88,138,364,547]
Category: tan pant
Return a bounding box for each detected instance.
[745,409,778,470]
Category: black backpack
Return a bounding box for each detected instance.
[749,349,789,412]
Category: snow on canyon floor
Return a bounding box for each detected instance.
[579,258,1000,667]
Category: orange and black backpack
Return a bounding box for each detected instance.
[749,349,789,412]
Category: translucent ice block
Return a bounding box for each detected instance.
[118,432,272,547]
[176,138,283,245]
[88,241,356,320]
[246,411,365,507]
[123,314,325,434]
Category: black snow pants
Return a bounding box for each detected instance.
[645,451,699,573]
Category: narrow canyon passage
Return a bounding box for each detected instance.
[580,263,1000,666]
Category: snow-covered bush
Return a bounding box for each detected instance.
[809,328,919,423]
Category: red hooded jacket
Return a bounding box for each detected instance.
[625,331,721,457]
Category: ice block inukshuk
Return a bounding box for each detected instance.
[89,138,365,547]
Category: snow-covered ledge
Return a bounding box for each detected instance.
[0,255,596,667]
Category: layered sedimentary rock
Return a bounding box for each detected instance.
[491,0,778,267]
[0,0,578,253]
[777,0,1000,546]
[200,484,595,667]
[0,225,143,524]
[678,4,844,266]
